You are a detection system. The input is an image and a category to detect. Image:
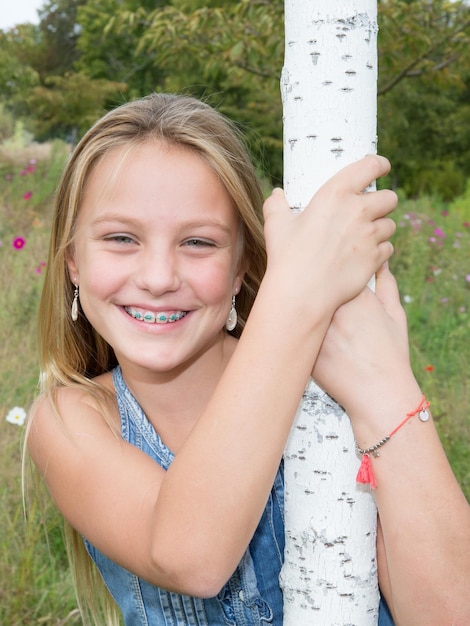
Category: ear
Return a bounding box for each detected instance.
[232,268,246,297]
[65,248,79,286]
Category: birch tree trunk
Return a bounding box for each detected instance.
[280,2,380,624]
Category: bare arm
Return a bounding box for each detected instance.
[312,263,470,625]
[28,155,397,597]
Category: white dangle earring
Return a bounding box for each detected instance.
[71,283,79,322]
[225,295,237,332]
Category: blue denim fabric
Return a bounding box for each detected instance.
[84,366,394,625]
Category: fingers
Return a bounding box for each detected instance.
[363,188,398,220]
[323,154,392,195]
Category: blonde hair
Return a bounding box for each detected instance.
[31,93,267,624]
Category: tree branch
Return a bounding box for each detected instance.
[378,15,470,96]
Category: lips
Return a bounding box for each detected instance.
[124,307,188,324]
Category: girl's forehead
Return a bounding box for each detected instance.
[79,140,240,229]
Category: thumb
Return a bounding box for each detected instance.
[375,262,403,313]
[263,187,289,219]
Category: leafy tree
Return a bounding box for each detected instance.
[3,0,469,196]
[377,1,470,196]
[105,0,470,192]
[25,72,126,143]
[0,0,130,141]
[0,25,40,104]
[75,0,169,98]
[108,0,285,180]
[35,0,88,78]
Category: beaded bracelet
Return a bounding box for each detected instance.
[355,395,430,490]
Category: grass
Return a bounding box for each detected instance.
[0,143,469,622]
[0,141,82,624]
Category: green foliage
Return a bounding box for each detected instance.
[25,72,127,143]
[110,0,285,180]
[75,0,168,98]
[2,0,470,191]
[35,0,88,78]
[0,25,41,104]
[0,0,128,142]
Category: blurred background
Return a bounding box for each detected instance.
[1,1,469,623]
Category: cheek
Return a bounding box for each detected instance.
[192,261,234,306]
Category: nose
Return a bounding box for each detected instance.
[135,244,182,295]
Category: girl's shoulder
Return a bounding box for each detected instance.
[28,372,120,455]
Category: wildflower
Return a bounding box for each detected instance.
[12,237,26,250]
[403,295,413,304]
[23,191,33,200]
[434,228,445,239]
[439,297,449,304]
[35,261,47,274]
[463,222,470,229]
[442,210,449,217]
[5,406,27,426]
[428,237,437,244]
[466,275,470,284]
[425,365,435,372]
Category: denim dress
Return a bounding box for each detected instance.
[84,366,395,626]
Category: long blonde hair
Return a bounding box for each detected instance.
[30,93,267,625]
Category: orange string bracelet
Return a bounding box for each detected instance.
[355,395,431,490]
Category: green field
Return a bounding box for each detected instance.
[1,143,469,624]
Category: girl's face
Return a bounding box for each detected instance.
[67,141,244,377]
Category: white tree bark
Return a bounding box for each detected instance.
[280,2,380,624]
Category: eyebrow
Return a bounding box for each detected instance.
[91,213,233,234]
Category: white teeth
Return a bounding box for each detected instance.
[125,307,186,324]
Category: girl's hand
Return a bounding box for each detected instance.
[311,263,418,421]
[262,155,398,316]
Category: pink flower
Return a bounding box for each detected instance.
[12,237,26,250]
[466,275,470,284]
[434,227,445,239]
[441,210,449,217]
[23,191,32,200]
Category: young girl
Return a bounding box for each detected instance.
[27,93,470,626]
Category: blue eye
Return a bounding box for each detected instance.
[107,235,135,244]
[185,239,215,247]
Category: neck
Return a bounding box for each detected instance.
[117,334,237,451]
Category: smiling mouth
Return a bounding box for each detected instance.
[124,307,188,324]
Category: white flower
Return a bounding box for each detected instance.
[6,406,27,426]
[403,295,413,304]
